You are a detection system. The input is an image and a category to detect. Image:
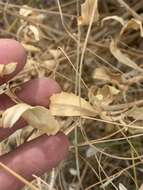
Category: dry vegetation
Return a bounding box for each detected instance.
[2,0,143,189]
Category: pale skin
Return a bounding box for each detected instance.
[0,39,69,190]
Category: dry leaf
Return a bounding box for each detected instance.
[19,5,45,22]
[22,43,40,52]
[23,106,60,135]
[18,5,44,43]
[49,49,61,59]
[2,103,60,135]
[0,62,17,77]
[126,106,143,121]
[110,39,143,72]
[28,25,40,41]
[120,18,143,37]
[92,67,111,82]
[88,85,120,108]
[102,16,125,26]
[19,5,33,17]
[50,92,96,117]
[43,60,57,70]
[92,67,125,89]
[78,0,99,25]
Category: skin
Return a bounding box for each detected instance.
[0,39,69,190]
[0,39,27,85]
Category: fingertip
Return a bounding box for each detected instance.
[0,132,69,190]
[0,38,27,84]
[16,77,61,107]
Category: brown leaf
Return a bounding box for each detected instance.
[120,18,143,37]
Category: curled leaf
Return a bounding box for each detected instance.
[110,39,143,72]
[2,103,30,128]
[50,92,96,117]
[28,25,40,41]
[0,62,17,77]
[102,15,125,26]
[120,18,143,37]
[78,0,99,25]
[88,85,120,108]
[92,67,126,89]
[2,103,60,135]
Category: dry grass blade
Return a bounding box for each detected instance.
[1,1,143,189]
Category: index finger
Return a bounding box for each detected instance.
[0,39,27,84]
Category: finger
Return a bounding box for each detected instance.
[0,119,26,141]
[0,78,61,141]
[0,132,69,190]
[16,77,61,107]
[0,39,27,85]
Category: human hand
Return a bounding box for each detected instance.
[0,39,69,190]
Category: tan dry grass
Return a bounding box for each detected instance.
[1,0,143,190]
